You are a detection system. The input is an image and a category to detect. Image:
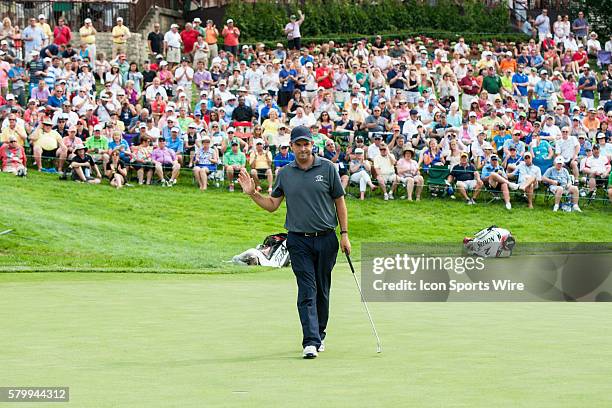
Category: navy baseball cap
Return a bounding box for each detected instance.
[290,126,313,143]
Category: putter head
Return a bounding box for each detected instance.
[376,345,382,353]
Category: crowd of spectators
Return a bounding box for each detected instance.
[0,10,610,209]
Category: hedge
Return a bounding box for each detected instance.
[225,0,515,43]
[240,31,531,50]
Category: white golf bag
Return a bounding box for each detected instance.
[463,226,515,258]
[232,233,291,267]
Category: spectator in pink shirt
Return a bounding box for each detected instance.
[396,146,424,201]
[560,73,577,109]
[151,137,181,186]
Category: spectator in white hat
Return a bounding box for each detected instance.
[111,17,131,57]
[193,135,219,191]
[164,24,182,66]
[542,156,581,212]
[79,18,97,66]
[222,19,240,56]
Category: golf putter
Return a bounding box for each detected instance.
[346,253,382,353]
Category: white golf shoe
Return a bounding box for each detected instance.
[302,345,318,359]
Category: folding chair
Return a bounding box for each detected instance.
[425,166,450,198]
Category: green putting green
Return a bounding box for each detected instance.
[1,270,611,407]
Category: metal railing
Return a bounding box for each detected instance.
[0,1,132,33]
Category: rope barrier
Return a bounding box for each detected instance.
[9,151,612,204]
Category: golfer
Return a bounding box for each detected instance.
[238,125,350,359]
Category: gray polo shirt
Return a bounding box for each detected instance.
[271,155,345,233]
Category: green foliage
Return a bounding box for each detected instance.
[569,0,611,38]
[245,31,530,51]
[225,0,513,43]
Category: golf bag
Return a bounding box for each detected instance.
[232,233,291,267]
[463,225,515,258]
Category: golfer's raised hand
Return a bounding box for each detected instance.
[238,168,255,195]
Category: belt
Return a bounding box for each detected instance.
[290,229,335,237]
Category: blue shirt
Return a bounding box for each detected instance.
[512,73,528,96]
[273,152,295,168]
[503,139,526,157]
[493,134,511,152]
[532,140,552,160]
[108,139,131,162]
[535,79,554,100]
[8,67,25,89]
[543,166,570,187]
[259,104,282,121]
[166,136,184,154]
[47,94,66,108]
[481,163,506,178]
[279,68,297,92]
[578,75,596,99]
[530,54,544,68]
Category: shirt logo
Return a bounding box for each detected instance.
[314,175,324,182]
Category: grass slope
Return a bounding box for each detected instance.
[1,172,609,271]
[1,270,611,408]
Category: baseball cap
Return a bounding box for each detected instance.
[460,152,469,157]
[490,154,499,160]
[139,123,147,129]
[227,127,236,133]
[5,94,14,100]
[188,123,197,128]
[93,124,103,131]
[351,97,360,104]
[554,156,564,164]
[290,126,313,143]
[596,133,606,139]
[171,127,180,133]
[409,109,418,115]
[231,140,239,146]
[255,138,264,145]
[202,135,211,142]
[354,147,364,154]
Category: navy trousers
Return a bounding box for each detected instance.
[286,232,339,348]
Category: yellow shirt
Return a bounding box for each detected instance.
[251,150,272,169]
[1,126,27,146]
[34,129,62,151]
[37,22,52,41]
[262,119,280,139]
[79,26,97,44]
[111,25,130,44]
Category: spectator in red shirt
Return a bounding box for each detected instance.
[53,17,72,46]
[572,45,588,67]
[180,23,199,58]
[315,58,334,89]
[222,19,240,56]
